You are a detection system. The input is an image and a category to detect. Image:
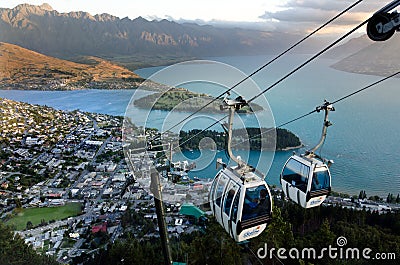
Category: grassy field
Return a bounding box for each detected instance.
[6,202,82,231]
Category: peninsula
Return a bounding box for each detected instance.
[133,88,263,113]
[329,34,400,78]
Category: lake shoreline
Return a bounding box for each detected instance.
[0,52,399,197]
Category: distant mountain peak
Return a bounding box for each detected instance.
[39,3,53,11]
[94,13,118,22]
[132,16,148,22]
[6,3,55,24]
[13,3,53,13]
[66,11,96,20]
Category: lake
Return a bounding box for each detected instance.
[0,54,399,197]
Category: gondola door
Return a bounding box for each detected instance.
[222,182,240,239]
[213,172,229,225]
[281,157,312,207]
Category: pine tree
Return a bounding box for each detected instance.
[312,218,336,246]
[387,193,393,203]
[253,206,295,250]
[26,221,33,230]
[359,190,367,199]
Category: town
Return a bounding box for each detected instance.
[0,98,208,263]
[0,98,399,264]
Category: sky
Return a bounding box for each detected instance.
[0,0,390,34]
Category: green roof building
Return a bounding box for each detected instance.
[179,203,205,221]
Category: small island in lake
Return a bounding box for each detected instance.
[179,127,302,151]
[134,88,263,113]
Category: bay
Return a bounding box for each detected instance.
[0,54,399,197]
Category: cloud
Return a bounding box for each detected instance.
[142,0,395,35]
[142,15,278,31]
[261,9,367,25]
[259,0,392,35]
[276,0,384,13]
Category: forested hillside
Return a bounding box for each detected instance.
[179,127,302,151]
[80,199,400,265]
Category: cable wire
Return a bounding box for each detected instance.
[232,70,400,149]
[179,68,400,170]
[331,71,400,105]
[151,70,400,169]
[143,1,400,166]
[174,115,228,152]
[156,0,366,136]
[232,110,317,149]
[148,70,400,168]
[247,20,368,103]
[150,1,370,151]
[246,246,267,265]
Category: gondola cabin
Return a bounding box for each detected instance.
[280,155,331,208]
[209,166,272,242]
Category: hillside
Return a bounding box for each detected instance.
[0,3,306,68]
[0,42,144,90]
[324,34,373,60]
[331,34,400,77]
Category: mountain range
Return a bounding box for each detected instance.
[0,3,302,68]
[0,3,399,78]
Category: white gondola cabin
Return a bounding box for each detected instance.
[209,165,272,242]
[208,96,273,242]
[280,155,331,208]
[280,100,334,209]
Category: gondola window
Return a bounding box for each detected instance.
[312,170,330,191]
[282,158,310,193]
[242,185,270,220]
[224,188,236,215]
[215,175,228,207]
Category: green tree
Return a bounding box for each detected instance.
[184,220,242,265]
[311,219,336,247]
[26,221,33,230]
[0,222,58,265]
[40,219,47,226]
[15,198,22,209]
[387,193,394,203]
[359,190,367,200]
[253,206,294,250]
